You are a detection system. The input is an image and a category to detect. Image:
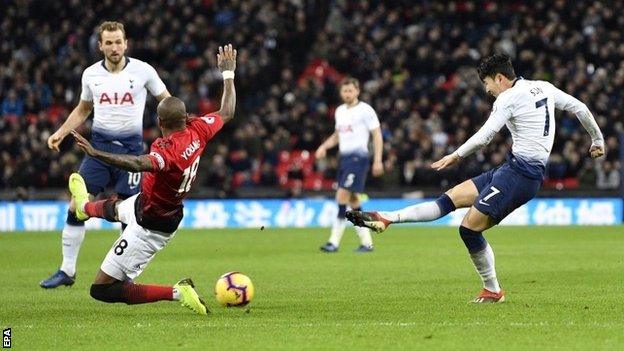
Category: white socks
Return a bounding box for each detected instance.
[355,226,373,248]
[172,287,181,301]
[328,218,373,248]
[379,201,443,223]
[469,243,501,293]
[60,224,86,277]
[328,217,346,247]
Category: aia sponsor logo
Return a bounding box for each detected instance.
[99,92,134,105]
[337,125,354,133]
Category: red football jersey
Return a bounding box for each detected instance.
[136,113,224,233]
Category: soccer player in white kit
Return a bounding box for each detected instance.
[316,77,384,253]
[41,21,171,288]
[347,55,605,302]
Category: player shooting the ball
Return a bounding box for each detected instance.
[67,44,237,315]
[346,54,605,303]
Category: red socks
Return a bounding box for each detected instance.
[84,200,107,218]
[122,282,174,304]
[83,198,119,222]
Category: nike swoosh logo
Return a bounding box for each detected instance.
[478,199,490,206]
[94,83,103,86]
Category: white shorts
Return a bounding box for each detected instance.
[100,194,176,281]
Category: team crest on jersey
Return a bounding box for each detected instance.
[156,139,173,149]
[99,92,134,105]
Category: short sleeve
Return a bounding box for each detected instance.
[79,71,93,102]
[145,64,167,97]
[192,113,224,141]
[364,104,380,130]
[146,143,169,172]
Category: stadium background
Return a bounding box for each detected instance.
[1,2,623,350]
[0,0,622,229]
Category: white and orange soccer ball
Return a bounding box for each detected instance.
[214,272,254,307]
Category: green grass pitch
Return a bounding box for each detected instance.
[1,226,623,350]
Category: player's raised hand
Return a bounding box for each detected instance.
[589,143,605,158]
[431,152,460,171]
[47,130,67,152]
[70,130,96,157]
[217,44,237,72]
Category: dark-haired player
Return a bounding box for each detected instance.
[347,54,605,303]
[66,45,236,315]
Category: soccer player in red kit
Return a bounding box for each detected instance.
[66,45,237,315]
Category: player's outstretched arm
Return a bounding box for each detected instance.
[216,44,237,123]
[48,100,93,151]
[550,84,605,158]
[70,131,155,172]
[433,97,512,171]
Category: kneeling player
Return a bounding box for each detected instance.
[347,55,605,303]
[67,45,237,314]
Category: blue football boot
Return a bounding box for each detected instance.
[354,245,374,253]
[40,269,75,289]
[319,242,339,253]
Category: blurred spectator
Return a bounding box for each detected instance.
[2,90,23,117]
[596,161,620,190]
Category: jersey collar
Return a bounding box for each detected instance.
[101,56,130,72]
[512,76,524,87]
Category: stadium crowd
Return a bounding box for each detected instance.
[0,0,621,197]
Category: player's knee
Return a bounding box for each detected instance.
[349,198,361,210]
[335,188,351,203]
[446,181,478,208]
[90,282,124,303]
[102,199,121,222]
[459,226,487,253]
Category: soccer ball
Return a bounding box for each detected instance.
[214,272,254,307]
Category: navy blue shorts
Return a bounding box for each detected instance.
[471,163,541,223]
[337,154,370,193]
[78,141,142,196]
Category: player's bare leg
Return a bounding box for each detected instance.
[348,192,373,252]
[320,187,352,252]
[459,207,504,303]
[347,179,478,233]
[89,269,208,315]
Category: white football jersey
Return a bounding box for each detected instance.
[457,78,603,172]
[80,57,166,145]
[335,101,380,156]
